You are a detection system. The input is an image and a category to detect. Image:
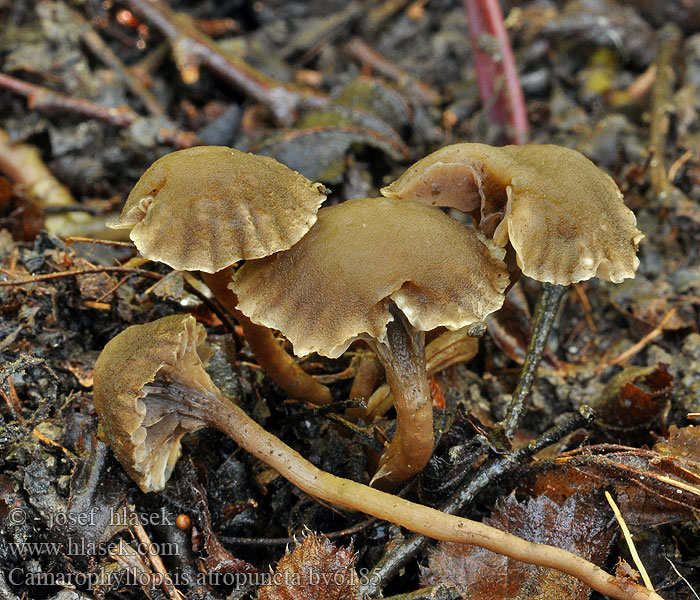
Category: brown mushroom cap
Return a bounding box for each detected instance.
[230,197,509,358]
[381,143,643,285]
[93,314,214,492]
[108,146,328,273]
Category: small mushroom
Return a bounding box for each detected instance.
[383,143,644,436]
[230,197,509,486]
[381,143,643,285]
[92,314,662,600]
[109,146,332,405]
[93,314,213,492]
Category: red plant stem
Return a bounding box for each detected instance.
[463,0,528,144]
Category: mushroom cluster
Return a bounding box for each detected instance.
[92,143,650,600]
[103,142,644,487]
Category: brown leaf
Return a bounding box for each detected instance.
[0,176,45,242]
[654,425,700,474]
[421,493,616,600]
[258,534,360,600]
[595,363,672,443]
[76,270,116,301]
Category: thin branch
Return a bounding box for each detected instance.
[0,73,197,148]
[361,406,595,597]
[343,37,441,105]
[595,308,676,373]
[649,24,681,200]
[122,0,327,125]
[0,265,161,287]
[70,6,166,118]
[221,517,377,547]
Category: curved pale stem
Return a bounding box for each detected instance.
[187,389,661,600]
[201,268,333,406]
[366,310,433,488]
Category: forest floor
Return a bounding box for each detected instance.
[1,1,700,599]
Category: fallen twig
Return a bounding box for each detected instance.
[0,73,197,148]
[122,0,327,125]
[0,265,161,286]
[649,24,681,200]
[595,308,677,373]
[343,37,441,105]
[361,406,595,597]
[69,6,166,118]
[221,517,377,546]
[132,522,181,600]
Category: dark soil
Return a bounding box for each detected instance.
[1,1,699,600]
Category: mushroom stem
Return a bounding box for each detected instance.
[502,282,566,437]
[201,269,333,405]
[345,349,383,421]
[185,385,660,600]
[366,309,433,488]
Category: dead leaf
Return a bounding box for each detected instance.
[557,443,700,524]
[595,363,672,442]
[654,424,700,476]
[258,534,360,600]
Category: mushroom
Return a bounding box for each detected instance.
[92,313,662,600]
[230,197,509,486]
[382,142,643,436]
[108,146,333,405]
[381,143,643,285]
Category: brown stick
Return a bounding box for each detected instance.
[344,37,440,105]
[123,0,327,125]
[132,522,180,600]
[0,73,196,148]
[649,24,681,201]
[201,269,333,405]
[69,6,166,118]
[0,265,162,287]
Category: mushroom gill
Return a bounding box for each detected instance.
[93,315,215,492]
